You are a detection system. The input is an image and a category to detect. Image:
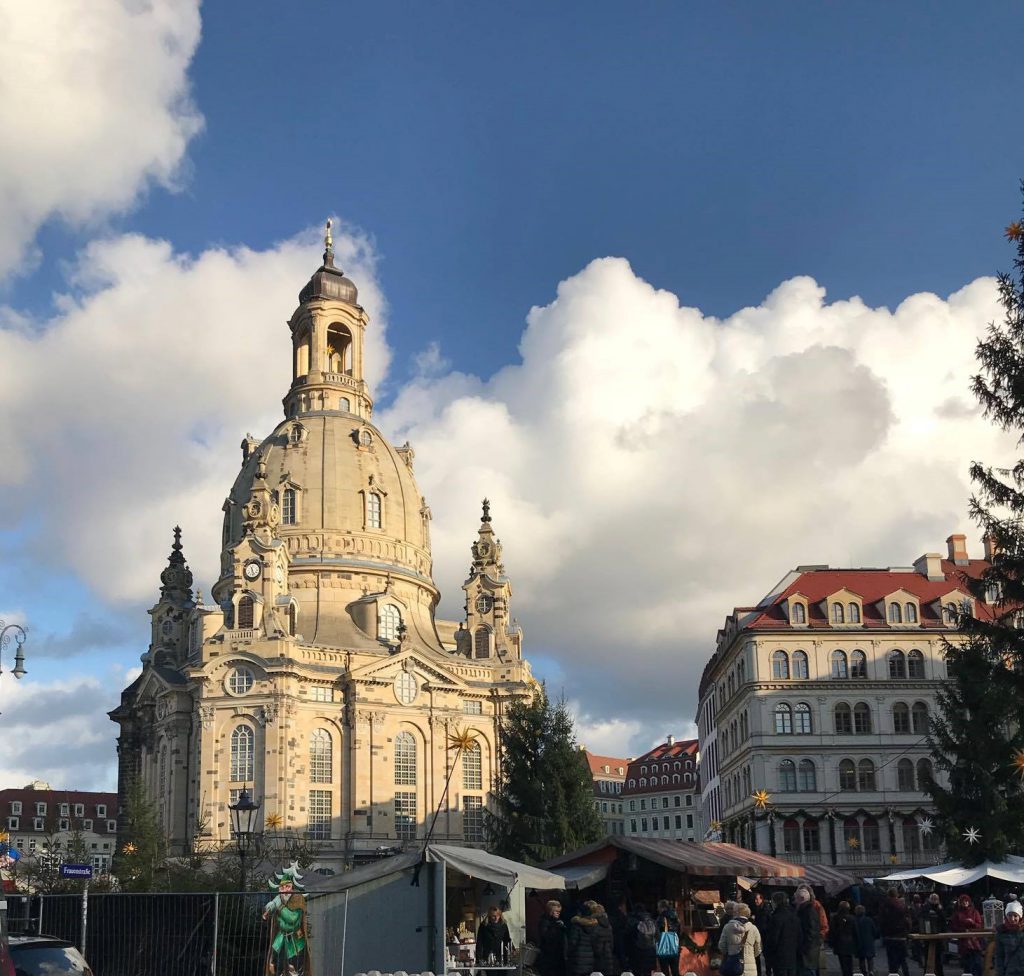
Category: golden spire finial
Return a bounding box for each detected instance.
[325,217,333,251]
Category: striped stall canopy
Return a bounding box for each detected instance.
[761,860,858,896]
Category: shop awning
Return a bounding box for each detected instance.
[880,855,1024,886]
[546,838,805,879]
[426,845,574,890]
[556,863,610,890]
[758,862,858,896]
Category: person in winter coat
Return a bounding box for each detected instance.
[997,901,1024,976]
[719,903,764,976]
[478,906,514,963]
[656,900,682,976]
[878,888,910,976]
[628,903,659,976]
[921,892,947,976]
[765,891,801,976]
[752,894,773,976]
[609,897,631,973]
[587,902,616,976]
[951,894,985,976]
[567,904,600,976]
[538,900,568,976]
[794,888,821,976]
[852,905,879,976]
[828,902,858,976]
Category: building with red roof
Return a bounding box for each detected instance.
[583,750,630,836]
[621,736,701,841]
[696,533,995,873]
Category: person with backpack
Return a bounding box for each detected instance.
[629,902,659,976]
[828,902,857,976]
[719,903,763,976]
[656,900,682,976]
[852,904,879,976]
[996,901,1024,976]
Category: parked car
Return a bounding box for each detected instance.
[5,935,93,975]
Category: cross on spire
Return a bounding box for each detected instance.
[323,217,335,267]
[481,498,491,523]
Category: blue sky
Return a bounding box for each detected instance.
[1,1,1022,787]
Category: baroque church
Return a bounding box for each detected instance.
[110,224,535,867]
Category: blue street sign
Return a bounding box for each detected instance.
[59,864,93,879]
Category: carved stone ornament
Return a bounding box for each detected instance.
[197,704,214,730]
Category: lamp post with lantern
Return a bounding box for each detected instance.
[0,621,29,713]
[228,787,261,891]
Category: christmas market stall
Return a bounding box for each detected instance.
[306,845,580,976]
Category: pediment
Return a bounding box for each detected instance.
[882,587,919,603]
[823,587,864,603]
[135,666,183,701]
[348,649,469,690]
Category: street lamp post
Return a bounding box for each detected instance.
[228,787,261,891]
[0,622,28,712]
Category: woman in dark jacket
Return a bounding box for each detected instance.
[478,906,514,964]
[588,902,617,976]
[765,891,802,976]
[996,902,1024,976]
[567,905,600,976]
[853,905,879,976]
[538,900,568,976]
[828,902,858,976]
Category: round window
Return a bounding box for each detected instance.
[394,671,418,706]
[475,594,493,614]
[226,667,255,696]
[359,429,373,447]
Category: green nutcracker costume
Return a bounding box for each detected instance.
[264,862,313,976]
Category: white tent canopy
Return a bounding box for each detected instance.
[425,844,574,891]
[880,854,1024,886]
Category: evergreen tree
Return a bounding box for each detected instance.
[114,778,169,891]
[486,686,604,863]
[927,195,1024,864]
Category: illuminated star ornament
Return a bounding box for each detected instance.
[264,813,284,830]
[847,837,860,849]
[751,789,771,812]
[1006,221,1024,242]
[448,726,478,752]
[963,826,982,846]
[918,817,934,836]
[122,842,137,855]
[1012,750,1024,780]
[0,830,8,844]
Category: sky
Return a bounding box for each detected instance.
[1,0,1023,790]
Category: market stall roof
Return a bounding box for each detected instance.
[880,855,1024,886]
[426,845,575,890]
[756,862,857,896]
[546,838,804,879]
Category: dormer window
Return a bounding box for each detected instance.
[831,602,845,624]
[905,603,918,623]
[848,603,861,623]
[379,604,402,642]
[888,602,903,624]
[790,601,807,625]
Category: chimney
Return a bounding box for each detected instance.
[666,734,676,747]
[946,534,969,566]
[913,553,945,581]
[984,531,1001,561]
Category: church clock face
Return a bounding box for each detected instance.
[244,559,261,581]
[394,671,418,706]
[475,594,493,614]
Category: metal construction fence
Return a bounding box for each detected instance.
[5,891,269,976]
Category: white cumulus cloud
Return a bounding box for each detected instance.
[0,0,203,277]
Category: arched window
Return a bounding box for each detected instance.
[775,703,793,734]
[911,701,930,734]
[832,602,845,624]
[803,818,821,852]
[366,491,382,529]
[474,626,491,659]
[853,701,872,734]
[838,759,856,791]
[893,702,910,734]
[905,602,918,623]
[310,728,332,784]
[379,604,402,642]
[791,602,807,624]
[897,758,915,790]
[394,731,417,786]
[848,603,861,624]
[888,650,907,679]
[902,816,921,853]
[888,602,903,624]
[662,775,669,785]
[943,602,958,626]
[831,650,849,679]
[639,777,647,788]
[230,725,254,782]
[792,650,809,679]
[850,650,868,679]
[798,759,816,791]
[778,760,797,791]
[857,759,877,791]
[843,817,861,851]
[772,651,790,679]
[908,650,926,679]
[339,396,351,412]
[282,488,297,525]
[795,702,812,734]
[916,758,934,791]
[673,774,681,784]
[288,603,298,637]
[237,596,254,629]
[782,818,801,853]
[863,816,881,852]
[834,703,853,735]
[463,742,482,790]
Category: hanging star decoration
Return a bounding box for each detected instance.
[448,726,478,752]
[847,837,860,849]
[918,817,934,836]
[122,842,137,855]
[0,830,8,844]
[751,789,771,812]
[1006,222,1024,242]
[710,820,722,832]
[1012,750,1024,780]
[963,826,982,846]
[264,813,284,830]
[890,854,899,864]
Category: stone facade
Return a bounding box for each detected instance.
[584,751,628,836]
[621,737,700,841]
[696,535,996,871]
[110,229,534,869]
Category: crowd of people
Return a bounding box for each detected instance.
[529,887,1024,976]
